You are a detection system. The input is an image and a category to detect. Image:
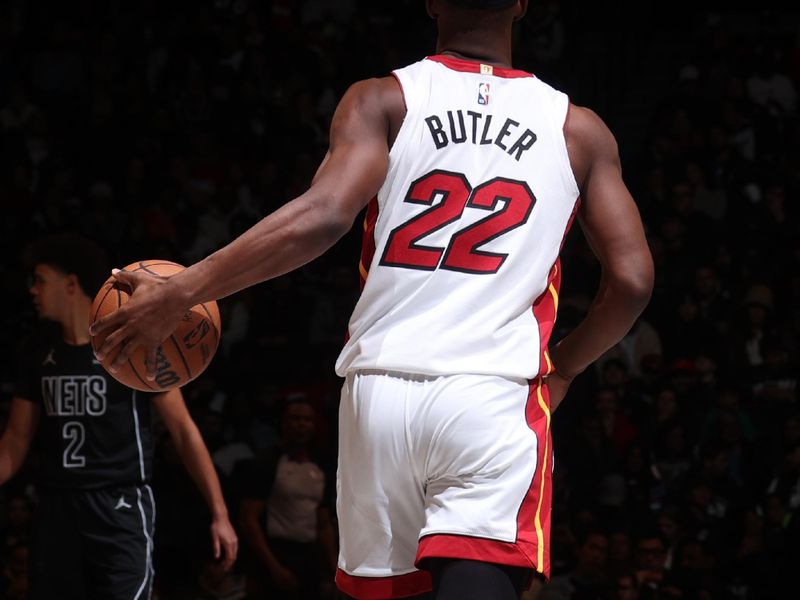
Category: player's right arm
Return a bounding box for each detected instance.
[92,76,404,377]
[0,398,40,484]
[546,105,654,411]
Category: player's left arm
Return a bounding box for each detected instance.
[153,388,239,570]
[546,105,654,411]
[92,77,398,376]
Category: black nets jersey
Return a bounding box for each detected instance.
[15,328,155,490]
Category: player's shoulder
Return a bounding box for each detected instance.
[333,76,405,139]
[18,322,61,359]
[342,76,403,109]
[564,103,621,186]
[565,104,617,150]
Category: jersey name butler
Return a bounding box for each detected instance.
[424,109,537,160]
[42,376,107,416]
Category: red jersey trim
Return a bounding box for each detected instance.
[426,54,533,79]
[335,568,432,600]
[417,533,537,570]
[345,195,380,345]
[519,379,552,578]
[415,382,552,579]
[530,194,580,377]
[359,196,380,291]
[532,263,560,377]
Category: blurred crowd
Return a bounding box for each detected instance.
[0,1,798,599]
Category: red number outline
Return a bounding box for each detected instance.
[441,177,536,274]
[380,171,536,274]
[379,170,470,271]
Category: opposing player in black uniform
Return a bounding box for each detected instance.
[0,233,238,600]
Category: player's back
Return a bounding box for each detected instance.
[336,55,580,380]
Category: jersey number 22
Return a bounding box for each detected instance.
[380,170,536,274]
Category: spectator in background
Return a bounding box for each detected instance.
[672,537,716,596]
[595,386,638,456]
[652,420,693,488]
[0,543,28,600]
[606,526,635,581]
[662,294,719,362]
[684,161,727,221]
[746,45,797,116]
[622,442,663,517]
[599,358,640,411]
[750,336,798,411]
[655,505,684,572]
[611,570,640,600]
[0,493,32,556]
[733,283,777,370]
[539,527,610,600]
[599,319,663,379]
[632,531,668,598]
[238,397,337,599]
[692,265,731,334]
[765,442,800,511]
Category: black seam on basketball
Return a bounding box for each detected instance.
[128,358,156,391]
[137,261,181,276]
[91,284,116,324]
[169,334,193,380]
[197,303,220,348]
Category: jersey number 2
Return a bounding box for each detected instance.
[63,421,86,468]
[379,170,536,274]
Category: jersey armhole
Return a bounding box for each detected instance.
[391,71,407,112]
[387,69,414,163]
[555,94,580,199]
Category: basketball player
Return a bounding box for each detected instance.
[92,1,654,598]
[0,233,238,599]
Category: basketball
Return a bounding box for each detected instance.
[89,260,221,392]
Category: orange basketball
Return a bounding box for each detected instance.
[89,260,221,392]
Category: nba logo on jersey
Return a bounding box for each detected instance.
[478,82,490,105]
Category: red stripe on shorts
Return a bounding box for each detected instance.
[336,568,432,600]
[414,381,553,578]
[416,533,535,569]
[516,379,552,577]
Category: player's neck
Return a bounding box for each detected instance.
[60,297,92,346]
[436,27,513,68]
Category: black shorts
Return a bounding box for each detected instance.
[29,484,156,600]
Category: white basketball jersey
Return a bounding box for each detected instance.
[335,55,580,380]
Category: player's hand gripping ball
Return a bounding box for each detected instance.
[89,260,221,391]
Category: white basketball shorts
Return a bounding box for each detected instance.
[335,370,553,599]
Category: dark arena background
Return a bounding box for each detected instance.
[1,1,798,599]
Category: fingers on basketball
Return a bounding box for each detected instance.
[89,260,221,392]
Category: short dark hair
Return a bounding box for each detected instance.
[24,232,109,297]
